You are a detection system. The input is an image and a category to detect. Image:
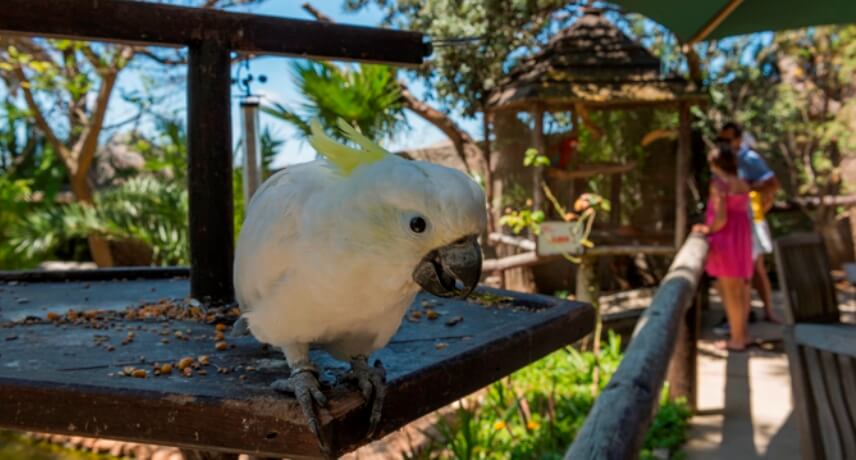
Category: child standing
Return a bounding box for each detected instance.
[693,142,753,351]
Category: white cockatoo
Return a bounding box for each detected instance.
[233,119,486,451]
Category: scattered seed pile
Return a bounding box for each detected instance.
[0,296,258,380]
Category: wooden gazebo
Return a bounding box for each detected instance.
[486,8,706,299]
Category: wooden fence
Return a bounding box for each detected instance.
[565,234,709,459]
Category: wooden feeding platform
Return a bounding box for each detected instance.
[0,269,593,458]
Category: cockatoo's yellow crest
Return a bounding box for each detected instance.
[308,118,389,176]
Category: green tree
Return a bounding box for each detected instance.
[0,0,262,266]
[345,0,566,118]
[263,61,407,143]
[693,26,856,260]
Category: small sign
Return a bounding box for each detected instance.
[537,221,584,256]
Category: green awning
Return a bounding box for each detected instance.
[609,0,856,44]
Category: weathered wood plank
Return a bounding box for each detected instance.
[783,327,824,460]
[773,233,840,324]
[0,278,593,458]
[0,267,189,282]
[803,346,844,460]
[837,354,856,437]
[794,324,856,358]
[819,350,856,459]
[0,0,430,65]
[565,234,708,460]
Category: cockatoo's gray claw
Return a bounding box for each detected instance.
[271,371,330,457]
[346,357,387,437]
[230,316,250,337]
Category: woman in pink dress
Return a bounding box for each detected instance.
[693,142,753,351]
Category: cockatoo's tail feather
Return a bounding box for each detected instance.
[308,118,388,176]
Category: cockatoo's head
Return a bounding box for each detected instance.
[309,119,486,298]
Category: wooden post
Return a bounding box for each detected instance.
[666,279,701,410]
[188,41,234,305]
[850,206,856,261]
[610,173,622,227]
[575,256,596,303]
[531,107,546,212]
[675,102,691,248]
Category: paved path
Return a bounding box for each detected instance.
[686,286,856,459]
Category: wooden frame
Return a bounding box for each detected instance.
[0,0,431,304]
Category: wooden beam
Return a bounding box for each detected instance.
[187,41,234,305]
[686,0,744,45]
[566,235,709,460]
[531,108,546,211]
[610,173,622,227]
[488,233,537,252]
[482,245,676,273]
[675,102,691,248]
[0,0,430,65]
[483,251,547,272]
[547,162,636,181]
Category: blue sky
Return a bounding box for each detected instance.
[107,1,483,168]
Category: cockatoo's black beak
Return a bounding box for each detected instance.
[413,235,482,299]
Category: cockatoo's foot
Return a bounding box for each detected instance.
[346,356,387,436]
[271,368,330,456]
[230,316,250,337]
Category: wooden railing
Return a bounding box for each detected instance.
[565,234,709,460]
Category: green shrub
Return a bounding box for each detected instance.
[10,176,189,266]
[416,332,692,459]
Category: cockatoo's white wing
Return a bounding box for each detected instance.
[233,161,332,313]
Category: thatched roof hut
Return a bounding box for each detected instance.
[488,8,704,112]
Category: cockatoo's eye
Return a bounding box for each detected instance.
[409,216,427,233]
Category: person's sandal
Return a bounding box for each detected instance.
[715,340,747,352]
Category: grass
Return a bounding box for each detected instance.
[0,432,116,460]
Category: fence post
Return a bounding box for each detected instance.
[666,283,701,410]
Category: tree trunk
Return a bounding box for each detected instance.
[816,210,847,269]
[398,84,485,176]
[71,175,115,267]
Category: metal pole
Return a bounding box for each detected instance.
[241,97,262,204]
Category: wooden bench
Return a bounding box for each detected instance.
[774,232,856,460]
